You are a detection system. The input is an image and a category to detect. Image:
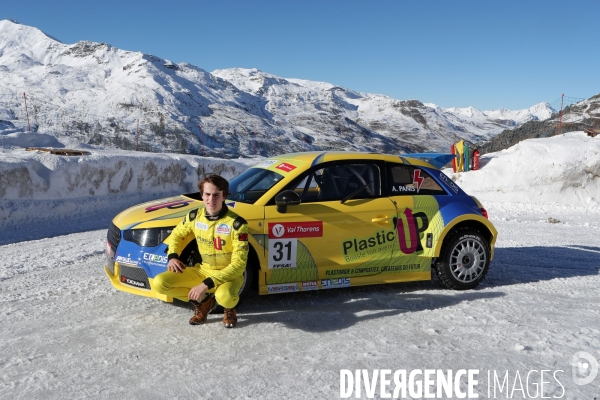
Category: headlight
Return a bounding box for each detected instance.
[123,227,174,247]
[105,240,116,274]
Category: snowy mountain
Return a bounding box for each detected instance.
[0,19,556,157]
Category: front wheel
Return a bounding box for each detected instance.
[435,228,490,290]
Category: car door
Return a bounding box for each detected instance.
[385,162,448,279]
[263,161,398,291]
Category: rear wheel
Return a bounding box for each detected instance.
[436,228,490,290]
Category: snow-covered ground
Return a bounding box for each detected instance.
[1,132,599,399]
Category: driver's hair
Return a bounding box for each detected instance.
[198,174,229,198]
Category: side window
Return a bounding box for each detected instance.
[316,163,380,202]
[290,163,381,202]
[387,164,447,196]
[290,173,320,202]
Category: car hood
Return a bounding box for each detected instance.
[113,195,202,230]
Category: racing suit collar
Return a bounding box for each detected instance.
[205,203,229,221]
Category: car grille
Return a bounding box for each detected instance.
[120,264,151,290]
[107,223,121,249]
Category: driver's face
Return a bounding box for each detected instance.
[202,182,224,215]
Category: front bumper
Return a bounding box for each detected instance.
[104,262,173,302]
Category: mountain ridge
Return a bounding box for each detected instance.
[0,19,556,158]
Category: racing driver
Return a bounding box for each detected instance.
[152,174,249,328]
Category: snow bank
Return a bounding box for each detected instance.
[447,132,600,208]
[0,135,257,242]
[0,147,253,200]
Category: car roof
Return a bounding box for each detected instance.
[268,151,438,169]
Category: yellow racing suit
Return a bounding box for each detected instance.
[152,205,249,308]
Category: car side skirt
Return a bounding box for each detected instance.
[258,271,431,295]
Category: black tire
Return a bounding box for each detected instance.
[238,262,257,300]
[435,228,490,290]
[237,246,259,303]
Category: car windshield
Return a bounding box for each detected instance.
[227,168,285,204]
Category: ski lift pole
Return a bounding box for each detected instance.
[23,92,31,132]
[136,118,140,151]
[200,124,204,157]
[558,93,564,135]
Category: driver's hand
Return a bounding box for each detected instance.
[167,258,186,273]
[188,283,209,301]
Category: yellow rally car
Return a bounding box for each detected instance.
[105,152,497,302]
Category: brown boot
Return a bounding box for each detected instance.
[189,295,216,325]
[223,308,237,328]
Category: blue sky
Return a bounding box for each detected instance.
[3,0,599,110]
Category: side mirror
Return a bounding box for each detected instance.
[275,190,301,213]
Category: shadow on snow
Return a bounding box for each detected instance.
[227,245,598,332]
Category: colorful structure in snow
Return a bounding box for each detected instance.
[451,140,480,172]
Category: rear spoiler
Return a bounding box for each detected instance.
[400,153,455,169]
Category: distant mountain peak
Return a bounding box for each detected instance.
[0,21,568,158]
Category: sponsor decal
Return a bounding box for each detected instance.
[342,230,396,262]
[341,208,430,263]
[267,222,322,268]
[197,236,213,245]
[143,253,168,264]
[233,217,246,230]
[238,233,248,241]
[213,237,226,250]
[413,169,424,192]
[255,159,278,168]
[225,200,236,208]
[397,208,429,254]
[391,185,417,193]
[380,264,422,272]
[270,261,295,269]
[275,162,297,172]
[195,222,208,230]
[439,172,459,193]
[271,223,285,238]
[301,281,319,291]
[115,255,138,265]
[321,278,351,289]
[268,221,323,239]
[325,267,380,276]
[121,275,146,288]
[216,223,231,235]
[145,199,193,213]
[267,283,299,293]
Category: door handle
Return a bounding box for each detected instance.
[371,217,392,224]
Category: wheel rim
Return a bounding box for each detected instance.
[449,237,487,283]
